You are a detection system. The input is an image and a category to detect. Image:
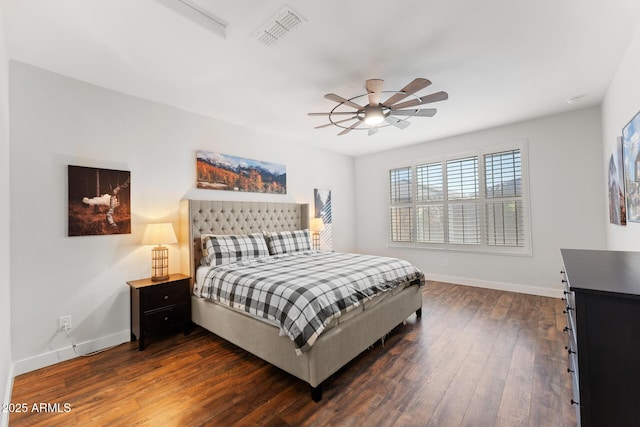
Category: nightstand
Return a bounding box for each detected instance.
[127,273,191,351]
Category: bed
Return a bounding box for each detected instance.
[179,199,423,401]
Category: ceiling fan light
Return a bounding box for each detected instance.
[364,109,385,125]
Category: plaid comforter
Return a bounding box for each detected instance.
[200,250,424,354]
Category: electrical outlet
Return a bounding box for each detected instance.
[58,315,71,331]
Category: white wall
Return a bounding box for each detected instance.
[602,20,640,250]
[0,4,13,426]
[9,61,356,373]
[355,107,607,297]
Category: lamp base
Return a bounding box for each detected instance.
[151,246,169,282]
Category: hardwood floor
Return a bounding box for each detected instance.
[9,282,577,426]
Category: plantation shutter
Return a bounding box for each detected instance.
[447,156,480,245]
[484,149,525,247]
[389,167,413,242]
[416,162,445,243]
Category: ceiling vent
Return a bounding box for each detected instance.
[256,6,306,46]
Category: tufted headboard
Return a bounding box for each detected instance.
[179,199,309,283]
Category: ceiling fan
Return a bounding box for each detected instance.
[308,78,448,136]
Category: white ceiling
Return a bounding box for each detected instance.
[3,0,640,156]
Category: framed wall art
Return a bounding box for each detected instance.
[608,136,626,225]
[314,188,332,250]
[196,151,286,194]
[622,110,640,222]
[68,165,131,236]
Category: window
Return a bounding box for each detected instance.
[388,144,530,254]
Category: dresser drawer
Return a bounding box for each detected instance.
[143,280,189,311]
[564,288,575,315]
[564,301,576,342]
[570,360,581,425]
[144,304,188,335]
[562,290,577,338]
[568,349,579,388]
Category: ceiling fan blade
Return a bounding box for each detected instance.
[385,116,411,129]
[390,108,437,117]
[324,93,364,110]
[382,78,431,107]
[308,111,360,116]
[365,79,384,106]
[314,117,357,129]
[391,91,449,110]
[368,126,379,136]
[338,120,362,136]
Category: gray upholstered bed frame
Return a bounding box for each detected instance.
[179,199,422,401]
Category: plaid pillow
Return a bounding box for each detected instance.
[201,233,269,266]
[264,229,311,255]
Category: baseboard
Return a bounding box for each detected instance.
[1,362,14,427]
[13,330,130,376]
[425,273,563,298]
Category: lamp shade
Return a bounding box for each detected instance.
[310,218,324,233]
[141,223,178,246]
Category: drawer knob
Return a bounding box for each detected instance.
[563,307,574,314]
[565,346,576,355]
[563,326,572,332]
[567,368,574,373]
[571,399,579,406]
[163,295,169,300]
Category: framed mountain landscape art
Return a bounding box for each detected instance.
[196,151,286,194]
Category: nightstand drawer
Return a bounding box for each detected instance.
[144,280,188,311]
[144,304,187,335]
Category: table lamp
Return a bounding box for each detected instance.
[310,217,324,250]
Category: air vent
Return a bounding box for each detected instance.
[256,6,306,46]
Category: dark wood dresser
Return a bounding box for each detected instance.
[561,249,640,427]
[127,273,191,350]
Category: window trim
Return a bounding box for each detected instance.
[387,141,532,256]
